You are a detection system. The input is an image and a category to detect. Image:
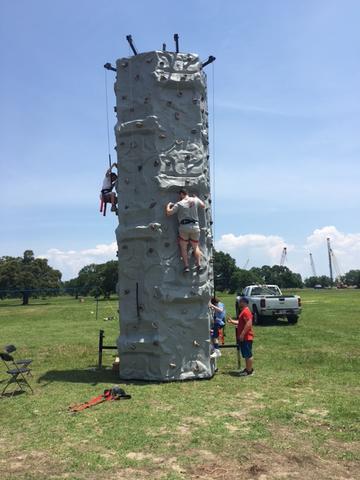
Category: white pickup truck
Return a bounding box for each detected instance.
[238,285,301,325]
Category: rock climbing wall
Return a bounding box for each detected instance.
[114,50,215,381]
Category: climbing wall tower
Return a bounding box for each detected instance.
[114,45,215,381]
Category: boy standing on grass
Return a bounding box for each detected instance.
[227,296,254,376]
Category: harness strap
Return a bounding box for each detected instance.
[178,236,189,243]
[68,390,112,413]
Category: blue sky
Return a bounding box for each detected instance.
[1,0,359,279]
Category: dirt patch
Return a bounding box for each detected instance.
[0,450,66,479]
[185,448,358,480]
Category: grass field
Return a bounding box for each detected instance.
[0,289,359,480]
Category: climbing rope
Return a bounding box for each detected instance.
[104,68,112,169]
[211,61,216,243]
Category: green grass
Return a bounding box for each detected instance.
[0,290,359,479]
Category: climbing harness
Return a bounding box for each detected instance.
[68,386,131,413]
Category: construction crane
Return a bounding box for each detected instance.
[280,247,287,266]
[309,253,317,277]
[326,238,334,285]
[327,238,344,285]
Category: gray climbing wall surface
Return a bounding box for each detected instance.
[114,50,215,381]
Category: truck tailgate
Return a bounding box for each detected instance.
[262,296,299,310]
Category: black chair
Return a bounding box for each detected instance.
[0,352,33,397]
[4,345,33,375]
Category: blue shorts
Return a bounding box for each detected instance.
[237,341,253,359]
[211,321,224,339]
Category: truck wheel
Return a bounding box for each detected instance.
[287,315,298,324]
[253,308,262,325]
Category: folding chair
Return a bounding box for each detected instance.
[0,352,33,397]
[4,344,33,375]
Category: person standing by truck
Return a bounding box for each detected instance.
[227,296,254,376]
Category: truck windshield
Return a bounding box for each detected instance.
[251,286,280,295]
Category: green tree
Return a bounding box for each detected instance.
[344,270,360,288]
[249,265,303,288]
[0,250,62,305]
[213,250,237,291]
[228,268,262,294]
[72,261,118,298]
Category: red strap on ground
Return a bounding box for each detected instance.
[68,390,113,413]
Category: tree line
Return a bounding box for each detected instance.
[0,250,359,305]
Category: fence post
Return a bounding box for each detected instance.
[98,329,104,369]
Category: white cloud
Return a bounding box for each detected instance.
[38,242,117,279]
[39,226,360,281]
[216,233,293,268]
[216,226,360,278]
[304,226,360,276]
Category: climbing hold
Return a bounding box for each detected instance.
[151,322,158,329]
[169,363,176,368]
[146,57,153,63]
[148,248,154,254]
[191,129,197,134]
[136,122,143,128]
[193,340,199,347]
[166,100,172,106]
[159,133,166,139]
[175,112,180,120]
[124,289,130,295]
[144,97,149,104]
[192,98,198,104]
[175,139,182,145]
[185,154,190,160]
[130,343,136,350]
[149,201,157,208]
[159,61,165,67]
[185,179,190,184]
[124,205,129,210]
[177,91,183,97]
[121,61,128,68]
[137,165,142,171]
[153,160,160,167]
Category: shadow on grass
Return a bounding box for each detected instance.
[0,390,27,399]
[0,302,51,308]
[37,368,214,386]
[257,318,293,327]
[37,368,120,386]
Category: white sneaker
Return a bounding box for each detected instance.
[210,349,221,359]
